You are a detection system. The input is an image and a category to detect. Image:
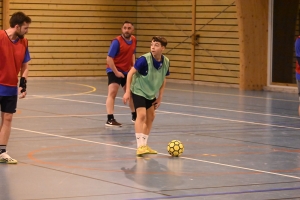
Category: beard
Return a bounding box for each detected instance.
[122,33,131,39]
[16,33,24,39]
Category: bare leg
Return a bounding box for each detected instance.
[135,107,146,133]
[0,112,13,145]
[106,83,120,115]
[143,106,155,136]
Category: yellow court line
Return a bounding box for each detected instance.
[25,82,96,99]
[166,88,299,103]
[12,127,300,180]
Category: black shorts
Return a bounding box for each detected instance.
[107,72,127,87]
[0,96,18,113]
[131,92,156,110]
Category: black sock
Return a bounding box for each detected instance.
[132,112,136,119]
[0,145,6,154]
[108,114,114,121]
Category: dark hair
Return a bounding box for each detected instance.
[152,36,167,47]
[10,12,31,28]
[123,21,133,26]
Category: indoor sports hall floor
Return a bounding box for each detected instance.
[2,78,300,200]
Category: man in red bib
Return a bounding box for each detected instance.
[0,12,31,164]
[105,21,136,127]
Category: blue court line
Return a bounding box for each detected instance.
[130,186,300,200]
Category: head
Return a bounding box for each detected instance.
[151,36,168,57]
[121,21,134,39]
[9,12,31,39]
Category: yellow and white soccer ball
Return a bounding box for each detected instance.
[167,140,184,157]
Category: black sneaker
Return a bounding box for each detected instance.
[105,119,122,127]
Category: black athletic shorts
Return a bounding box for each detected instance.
[107,72,127,87]
[131,92,156,110]
[0,96,18,113]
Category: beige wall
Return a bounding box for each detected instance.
[0,0,2,29]
[3,0,241,86]
[9,0,137,77]
[136,0,239,84]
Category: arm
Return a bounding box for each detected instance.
[122,67,137,104]
[106,56,124,78]
[132,54,136,68]
[19,62,29,98]
[153,78,167,109]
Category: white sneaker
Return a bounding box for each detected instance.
[0,152,18,164]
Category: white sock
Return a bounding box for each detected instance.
[135,133,144,148]
[142,134,149,146]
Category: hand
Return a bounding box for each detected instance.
[115,71,125,78]
[152,98,162,110]
[123,92,130,105]
[18,87,27,99]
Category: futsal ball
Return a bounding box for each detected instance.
[167,140,184,157]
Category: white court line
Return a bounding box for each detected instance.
[14,113,165,119]
[12,127,300,180]
[30,95,300,130]
[157,110,300,130]
[166,88,299,103]
[88,94,300,120]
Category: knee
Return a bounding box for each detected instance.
[137,113,146,122]
[3,115,13,124]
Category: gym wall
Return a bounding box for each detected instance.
[8,0,137,77]
[0,0,2,29]
[3,0,239,86]
[136,0,239,84]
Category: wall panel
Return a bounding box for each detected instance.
[0,0,2,29]
[194,0,239,84]
[9,0,137,77]
[136,0,239,84]
[136,0,192,80]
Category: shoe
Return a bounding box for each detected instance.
[105,119,122,127]
[146,145,158,154]
[131,117,136,123]
[0,152,18,164]
[136,146,149,156]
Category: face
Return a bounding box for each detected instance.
[150,40,165,57]
[121,23,134,39]
[15,22,29,39]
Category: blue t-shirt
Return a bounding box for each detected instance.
[295,38,300,80]
[134,54,170,76]
[106,38,136,74]
[0,39,31,96]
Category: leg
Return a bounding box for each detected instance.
[0,112,13,145]
[135,107,149,155]
[105,82,122,126]
[135,107,146,133]
[0,112,17,164]
[143,105,157,154]
[143,106,155,136]
[297,80,300,116]
[122,83,136,123]
[0,96,18,164]
[106,83,119,115]
[105,72,122,126]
